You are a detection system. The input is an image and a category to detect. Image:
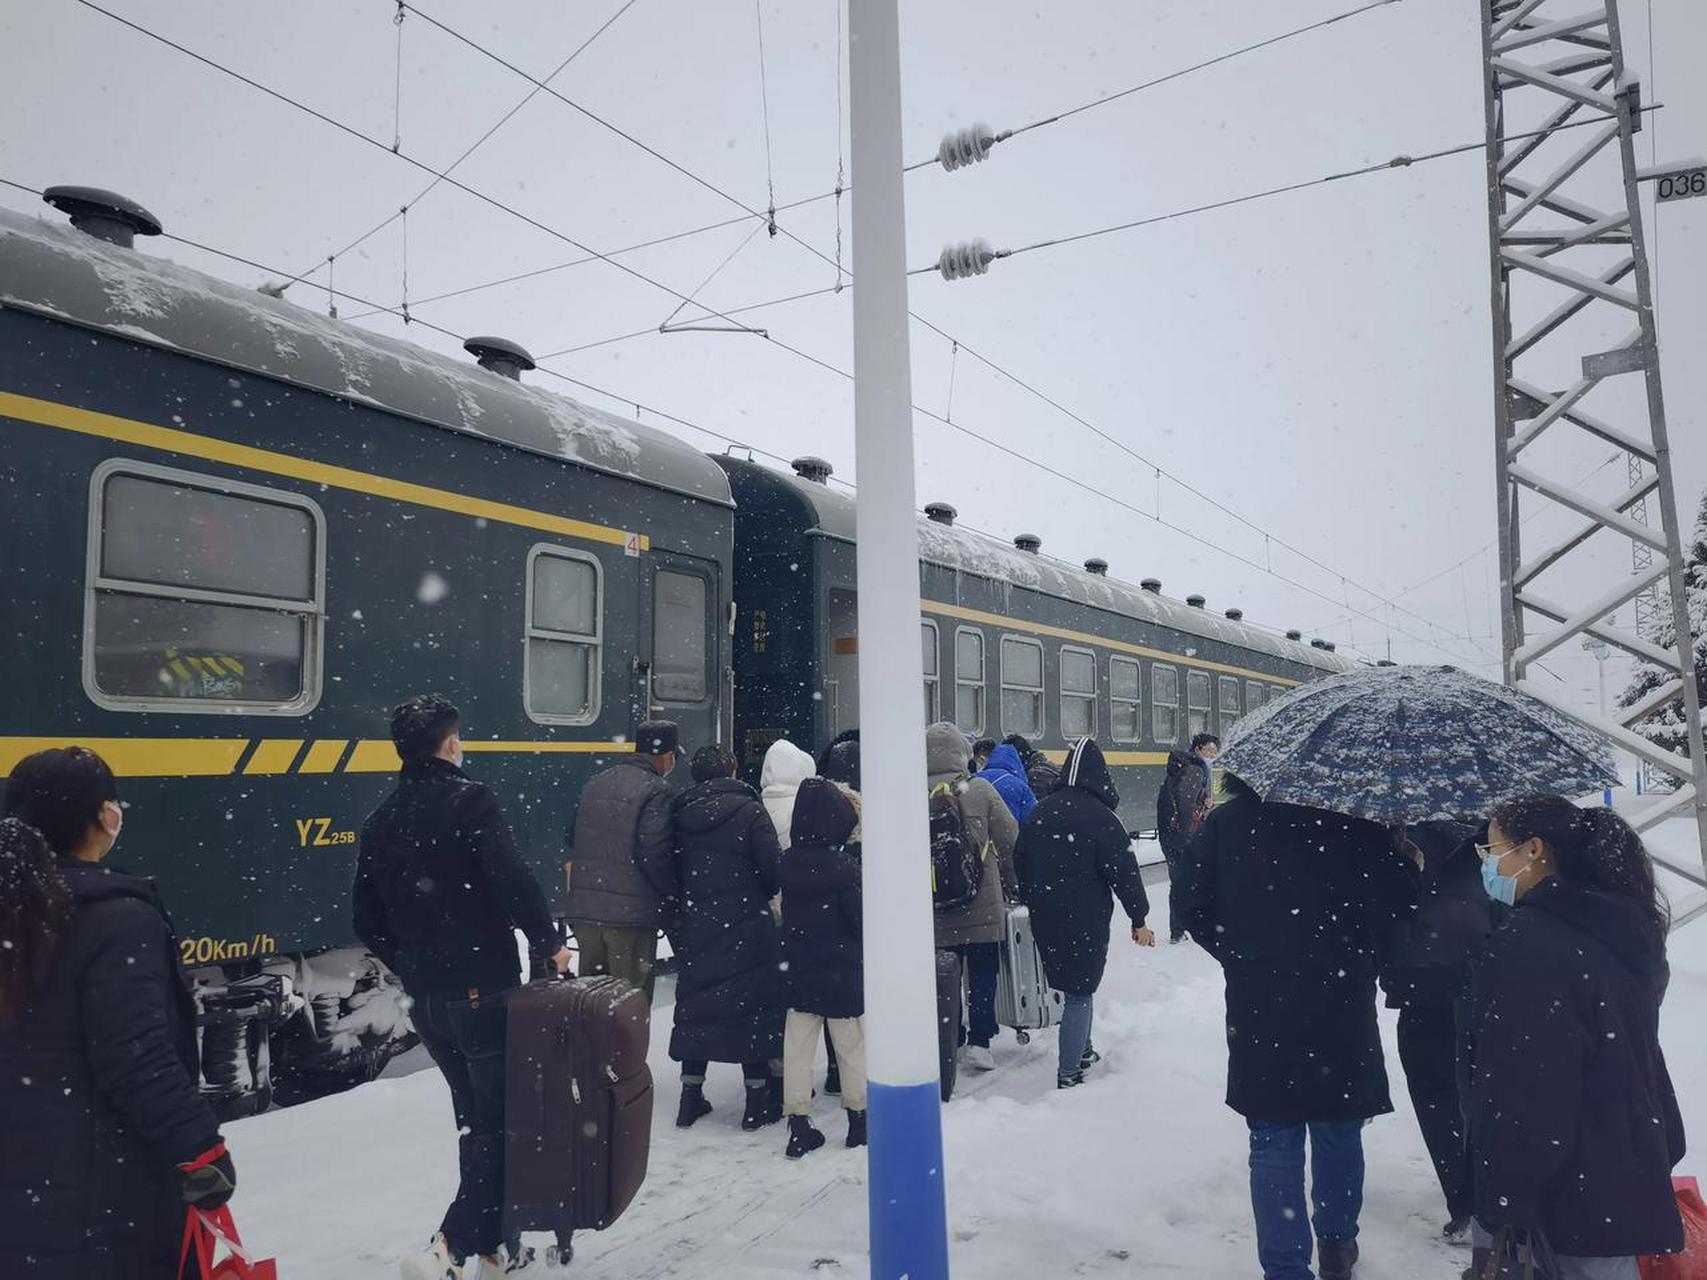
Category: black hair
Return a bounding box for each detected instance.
[0,817,73,1024]
[1190,733,1221,753]
[3,746,118,857]
[390,693,461,765]
[1490,794,1668,938]
[1001,734,1035,759]
[973,737,997,758]
[690,744,738,784]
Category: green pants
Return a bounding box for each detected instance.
[572,923,659,1004]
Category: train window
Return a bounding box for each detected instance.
[1187,671,1212,737]
[1000,635,1045,738]
[1109,656,1141,743]
[954,627,986,735]
[1152,664,1180,743]
[922,620,940,722]
[526,546,602,724]
[85,462,323,714]
[1246,681,1267,713]
[1218,675,1242,725]
[652,570,708,703]
[1059,646,1096,739]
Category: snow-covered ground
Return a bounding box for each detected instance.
[230,823,1707,1278]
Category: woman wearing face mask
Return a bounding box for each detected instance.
[1465,794,1685,1279]
[0,747,233,1279]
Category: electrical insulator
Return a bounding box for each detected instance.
[938,124,996,172]
[937,239,996,282]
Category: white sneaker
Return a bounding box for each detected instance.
[400,1235,463,1280]
[963,1044,996,1072]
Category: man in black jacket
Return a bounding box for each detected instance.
[353,693,568,1278]
[563,720,680,1003]
[1187,775,1417,1280]
[1155,733,1216,943]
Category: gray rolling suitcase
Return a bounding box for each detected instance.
[995,905,1065,1044]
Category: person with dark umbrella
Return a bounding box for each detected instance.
[1186,773,1417,1280]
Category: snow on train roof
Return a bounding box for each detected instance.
[0,205,731,506]
[756,461,1356,674]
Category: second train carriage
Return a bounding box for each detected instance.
[719,454,1355,833]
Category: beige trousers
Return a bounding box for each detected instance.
[783,1009,867,1113]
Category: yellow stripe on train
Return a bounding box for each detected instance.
[0,737,638,779]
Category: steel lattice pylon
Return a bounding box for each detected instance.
[1480,0,1707,884]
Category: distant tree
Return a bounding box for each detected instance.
[1617,486,1707,787]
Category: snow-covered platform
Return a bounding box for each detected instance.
[230,822,1707,1277]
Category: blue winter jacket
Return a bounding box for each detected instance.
[977,744,1038,825]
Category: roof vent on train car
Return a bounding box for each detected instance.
[1376,659,1398,667]
[1323,641,1337,651]
[1014,534,1042,554]
[1224,608,1244,621]
[1311,639,1330,650]
[1084,558,1108,576]
[1140,578,1162,594]
[791,456,833,484]
[925,502,957,526]
[463,336,537,381]
[1186,594,1206,608]
[1286,629,1303,641]
[42,186,163,248]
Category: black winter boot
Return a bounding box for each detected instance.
[1317,1238,1359,1279]
[741,1081,779,1131]
[845,1109,867,1149]
[675,1083,712,1129]
[785,1115,826,1159]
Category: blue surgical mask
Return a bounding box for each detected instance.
[1480,855,1520,906]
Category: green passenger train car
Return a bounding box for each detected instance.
[717,454,1353,834]
[0,190,1353,1115]
[0,195,733,1110]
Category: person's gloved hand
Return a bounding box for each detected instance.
[178,1142,236,1209]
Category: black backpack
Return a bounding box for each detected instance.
[928,782,984,913]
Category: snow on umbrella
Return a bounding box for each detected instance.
[1216,664,1618,824]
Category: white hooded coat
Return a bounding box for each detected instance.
[760,739,817,852]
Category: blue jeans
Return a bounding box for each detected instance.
[959,942,999,1048]
[1248,1121,1364,1280]
[1058,993,1093,1081]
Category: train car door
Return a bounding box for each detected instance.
[640,552,723,748]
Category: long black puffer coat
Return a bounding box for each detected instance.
[1187,780,1418,1124]
[1016,739,1150,996]
[1467,877,1685,1257]
[0,860,221,1279]
[779,778,864,1019]
[652,777,786,1064]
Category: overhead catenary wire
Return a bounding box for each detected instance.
[70,0,769,338]
[372,2,1503,653]
[334,0,1410,319]
[903,0,1405,173]
[280,0,640,290]
[754,0,778,237]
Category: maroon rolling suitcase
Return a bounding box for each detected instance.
[503,975,653,1264]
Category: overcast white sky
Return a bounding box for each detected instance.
[2,0,1702,720]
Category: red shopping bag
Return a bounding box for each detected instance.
[1639,1177,1707,1280]
[178,1205,279,1280]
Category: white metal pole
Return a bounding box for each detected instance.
[848,1,951,1276]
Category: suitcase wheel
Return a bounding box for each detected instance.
[1015,1029,1031,1046]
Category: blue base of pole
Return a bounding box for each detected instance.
[867,1080,950,1279]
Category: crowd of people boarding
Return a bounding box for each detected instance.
[0,690,1693,1280]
